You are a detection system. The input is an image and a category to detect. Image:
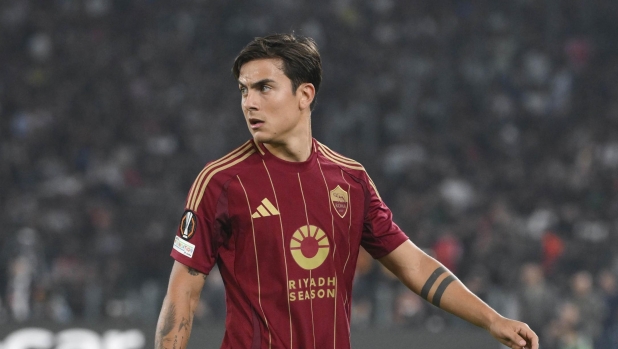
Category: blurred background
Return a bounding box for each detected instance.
[1,0,618,348]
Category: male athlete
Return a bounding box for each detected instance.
[155,33,539,349]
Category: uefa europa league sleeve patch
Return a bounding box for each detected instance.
[179,210,197,240]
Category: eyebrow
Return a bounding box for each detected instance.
[238,78,276,89]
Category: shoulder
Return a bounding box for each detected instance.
[315,141,365,171]
[315,141,382,200]
[185,140,259,211]
[196,140,259,181]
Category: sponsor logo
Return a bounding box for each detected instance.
[251,198,280,218]
[173,236,195,258]
[329,185,349,218]
[179,210,197,240]
[290,225,330,270]
[288,277,336,302]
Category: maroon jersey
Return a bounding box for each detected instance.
[171,139,408,349]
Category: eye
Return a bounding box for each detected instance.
[260,85,271,92]
[239,86,247,95]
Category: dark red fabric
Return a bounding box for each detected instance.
[171,139,409,349]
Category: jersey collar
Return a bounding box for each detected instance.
[252,139,318,173]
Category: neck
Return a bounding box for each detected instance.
[263,122,312,162]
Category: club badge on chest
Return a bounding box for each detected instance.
[329,185,349,218]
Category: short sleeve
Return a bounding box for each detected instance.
[360,172,409,259]
[170,168,229,275]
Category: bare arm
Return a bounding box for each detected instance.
[155,261,207,349]
[378,240,538,349]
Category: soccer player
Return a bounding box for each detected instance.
[155,33,539,349]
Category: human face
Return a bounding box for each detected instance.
[238,58,308,145]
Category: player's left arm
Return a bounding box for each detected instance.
[378,240,539,349]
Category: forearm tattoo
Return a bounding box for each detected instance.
[155,308,194,349]
[155,303,177,349]
[161,303,176,337]
[188,267,207,280]
[420,266,456,307]
[155,267,202,349]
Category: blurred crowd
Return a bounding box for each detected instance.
[1,0,618,348]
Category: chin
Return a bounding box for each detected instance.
[252,133,272,144]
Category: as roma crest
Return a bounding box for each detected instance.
[330,185,349,218]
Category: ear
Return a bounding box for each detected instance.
[297,83,315,110]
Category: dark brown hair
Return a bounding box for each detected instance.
[232,33,322,109]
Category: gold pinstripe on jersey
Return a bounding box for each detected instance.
[237,175,272,349]
[316,159,339,349]
[191,149,255,211]
[187,143,255,211]
[316,142,383,201]
[261,160,294,348]
[339,170,353,275]
[296,173,317,349]
[186,141,252,210]
[317,143,364,170]
[253,139,266,155]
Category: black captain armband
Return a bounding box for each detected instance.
[420,266,457,308]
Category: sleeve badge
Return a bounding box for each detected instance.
[179,210,197,240]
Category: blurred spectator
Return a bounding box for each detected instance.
[351,248,376,328]
[432,231,463,274]
[547,301,594,349]
[597,270,618,349]
[394,287,426,328]
[1,228,47,322]
[517,263,556,339]
[568,271,605,343]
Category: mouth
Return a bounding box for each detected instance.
[248,118,264,129]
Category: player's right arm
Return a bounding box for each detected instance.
[155,261,207,349]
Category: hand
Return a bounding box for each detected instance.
[488,316,539,349]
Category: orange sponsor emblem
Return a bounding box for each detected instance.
[330,185,349,218]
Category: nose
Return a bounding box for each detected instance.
[242,90,259,112]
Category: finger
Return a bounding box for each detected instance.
[509,332,528,348]
[506,332,528,349]
[508,342,526,349]
[518,326,539,349]
[498,336,525,349]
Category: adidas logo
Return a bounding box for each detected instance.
[252,198,280,218]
